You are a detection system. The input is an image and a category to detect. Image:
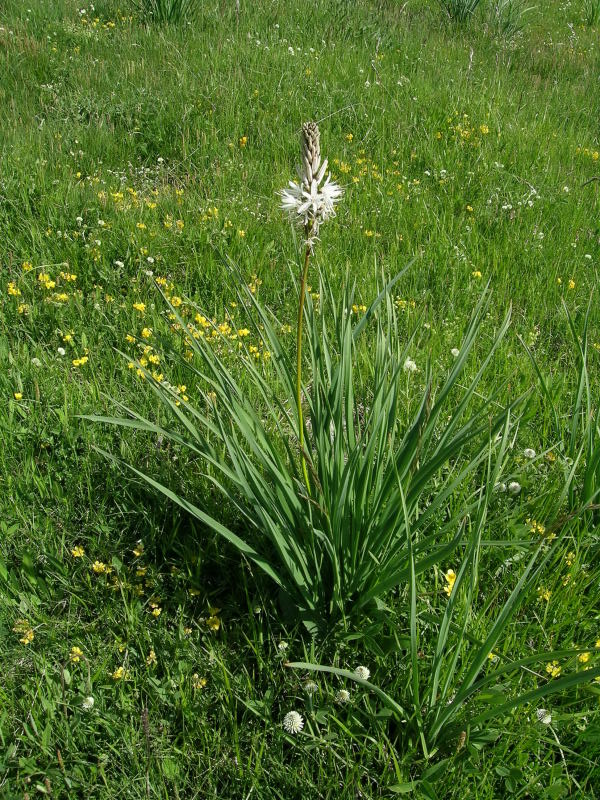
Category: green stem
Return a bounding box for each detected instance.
[297,241,312,495]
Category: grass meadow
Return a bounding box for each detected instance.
[1,0,600,797]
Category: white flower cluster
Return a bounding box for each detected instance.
[282,710,304,734]
[279,121,343,247]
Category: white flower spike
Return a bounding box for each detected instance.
[279,122,343,248]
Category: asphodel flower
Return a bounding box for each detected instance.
[280,122,343,494]
[279,121,343,247]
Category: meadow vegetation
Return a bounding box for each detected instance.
[1,0,599,797]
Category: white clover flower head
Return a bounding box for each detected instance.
[508,481,521,495]
[31,357,42,367]
[523,448,536,459]
[451,347,460,358]
[282,710,304,734]
[304,680,318,695]
[536,708,552,725]
[403,357,417,373]
[57,347,66,357]
[354,665,370,681]
[277,641,288,652]
[335,689,351,704]
[279,121,343,248]
[82,696,95,711]
[494,482,507,493]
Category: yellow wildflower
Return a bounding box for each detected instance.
[13,619,35,645]
[578,652,590,664]
[206,615,221,631]
[444,569,456,597]
[71,545,85,558]
[192,674,207,690]
[546,661,561,678]
[70,646,84,663]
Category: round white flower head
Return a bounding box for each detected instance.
[494,482,507,493]
[536,708,552,725]
[508,481,521,495]
[277,641,288,652]
[354,665,370,681]
[304,680,319,695]
[523,448,536,459]
[451,348,460,358]
[279,122,343,249]
[282,710,304,734]
[82,696,95,711]
[403,357,417,373]
[335,689,351,704]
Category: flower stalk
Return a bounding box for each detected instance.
[280,122,343,493]
[296,241,312,493]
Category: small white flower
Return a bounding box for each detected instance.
[494,482,507,493]
[403,357,417,373]
[277,641,288,652]
[98,219,105,227]
[114,260,124,268]
[304,681,318,695]
[451,347,460,358]
[82,696,95,711]
[335,689,351,704]
[282,711,304,734]
[508,481,521,495]
[536,708,552,725]
[354,665,370,681]
[57,347,66,356]
[523,448,536,459]
[31,357,42,367]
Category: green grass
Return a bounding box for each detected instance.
[1,0,600,797]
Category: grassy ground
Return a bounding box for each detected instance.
[1,0,600,797]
